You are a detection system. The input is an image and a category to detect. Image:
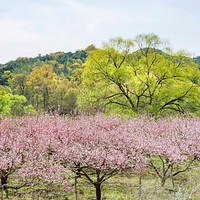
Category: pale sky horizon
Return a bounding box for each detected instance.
[0,0,200,64]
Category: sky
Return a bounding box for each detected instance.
[0,0,200,63]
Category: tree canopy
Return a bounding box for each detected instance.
[78,34,200,115]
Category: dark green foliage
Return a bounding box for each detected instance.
[193,56,200,68]
[37,50,87,64]
[0,58,43,85]
[0,50,88,85]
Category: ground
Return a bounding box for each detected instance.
[4,163,200,200]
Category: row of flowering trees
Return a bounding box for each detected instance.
[0,114,200,199]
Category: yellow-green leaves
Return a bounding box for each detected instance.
[78,34,200,115]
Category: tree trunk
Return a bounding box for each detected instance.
[1,176,7,190]
[139,173,142,200]
[171,166,176,198]
[95,183,101,200]
[161,177,166,187]
[0,187,3,200]
[1,176,8,199]
[75,177,78,200]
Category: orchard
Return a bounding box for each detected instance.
[0,114,200,199]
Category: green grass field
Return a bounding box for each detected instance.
[3,163,200,200]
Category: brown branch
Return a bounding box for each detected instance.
[159,86,193,111]
[172,158,195,177]
[105,93,124,99]
[148,159,162,179]
[104,100,131,109]
[0,182,44,190]
[116,81,135,110]
[80,168,94,184]
[99,170,118,184]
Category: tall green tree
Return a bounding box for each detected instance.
[25,64,58,110]
[78,34,200,115]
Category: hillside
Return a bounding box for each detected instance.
[0,45,200,116]
[0,50,88,85]
[1,48,200,86]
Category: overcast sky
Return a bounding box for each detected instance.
[0,0,200,63]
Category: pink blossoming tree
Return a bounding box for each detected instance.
[1,114,200,200]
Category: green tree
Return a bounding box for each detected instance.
[78,34,200,115]
[0,86,28,115]
[8,73,27,95]
[25,64,79,113]
[85,44,96,51]
[51,75,79,114]
[26,64,58,110]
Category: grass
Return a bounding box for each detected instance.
[2,165,200,200]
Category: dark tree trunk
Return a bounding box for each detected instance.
[1,175,8,198]
[1,176,7,190]
[95,183,101,200]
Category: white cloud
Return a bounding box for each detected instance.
[0,20,41,44]
[0,0,200,63]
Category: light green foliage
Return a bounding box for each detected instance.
[24,104,36,115]
[9,94,27,115]
[0,86,29,115]
[78,34,200,115]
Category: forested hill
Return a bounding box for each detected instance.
[0,35,200,117]
[0,50,88,85]
[0,48,200,85]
